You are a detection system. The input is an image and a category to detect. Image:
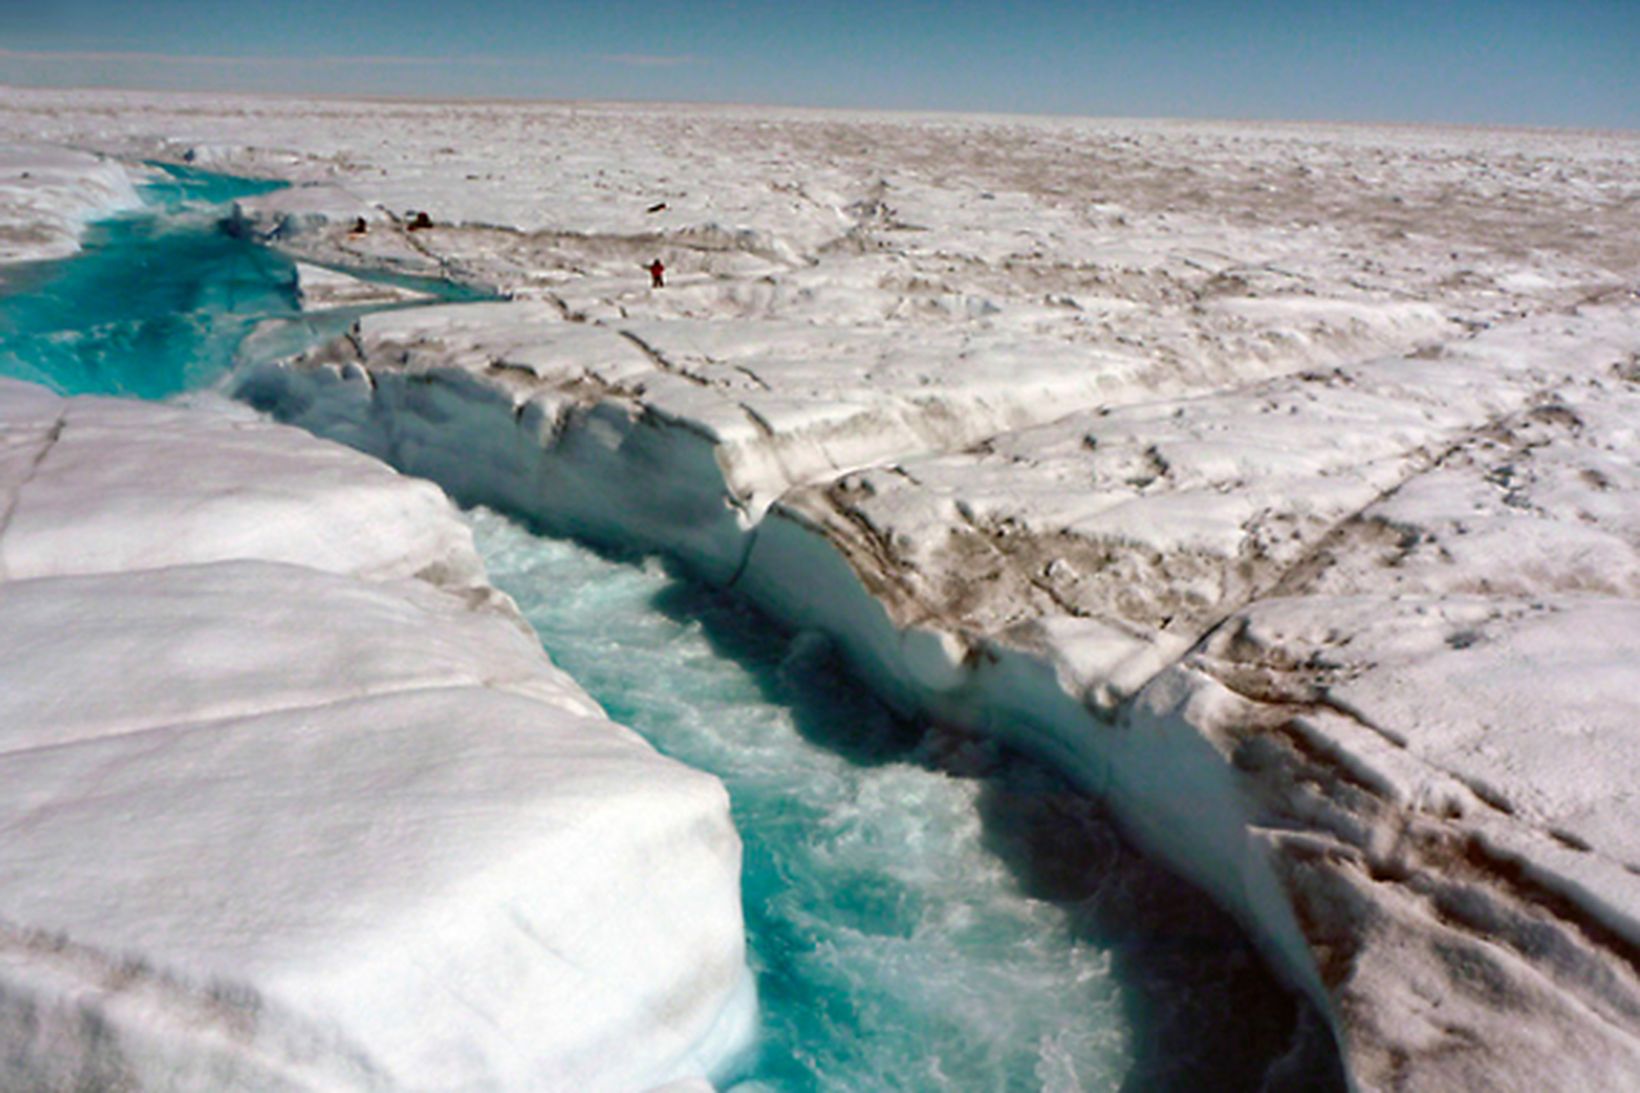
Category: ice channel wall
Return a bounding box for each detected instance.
[237,355,1340,1062]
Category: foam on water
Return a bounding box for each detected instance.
[470,508,1322,1091]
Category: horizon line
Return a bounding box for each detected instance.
[0,73,1634,140]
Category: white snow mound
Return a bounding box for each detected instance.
[0,379,753,1091]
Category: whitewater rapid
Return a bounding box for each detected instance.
[470,508,1313,1089]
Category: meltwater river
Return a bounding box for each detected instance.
[0,168,1332,1090]
[470,513,1319,1090]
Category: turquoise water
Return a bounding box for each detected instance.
[0,163,478,399]
[472,512,1334,1091]
[0,164,299,398]
[136,161,292,210]
[0,174,1338,1090]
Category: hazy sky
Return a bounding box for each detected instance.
[2,0,1635,129]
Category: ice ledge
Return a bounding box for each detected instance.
[739,306,1640,1086]
[0,380,754,1090]
[0,144,141,265]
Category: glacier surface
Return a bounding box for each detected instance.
[0,379,753,1090]
[4,86,1640,1088]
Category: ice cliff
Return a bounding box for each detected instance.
[239,291,1640,1091]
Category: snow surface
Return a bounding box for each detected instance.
[0,379,753,1090]
[4,85,1640,1088]
[0,143,140,264]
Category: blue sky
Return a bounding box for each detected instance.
[2,1,1635,129]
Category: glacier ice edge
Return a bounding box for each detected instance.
[235,349,1342,1066]
[0,380,758,1091]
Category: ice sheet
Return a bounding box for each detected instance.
[5,85,1640,1087]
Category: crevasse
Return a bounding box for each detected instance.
[238,339,1347,1085]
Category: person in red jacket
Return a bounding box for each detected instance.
[647,258,665,288]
